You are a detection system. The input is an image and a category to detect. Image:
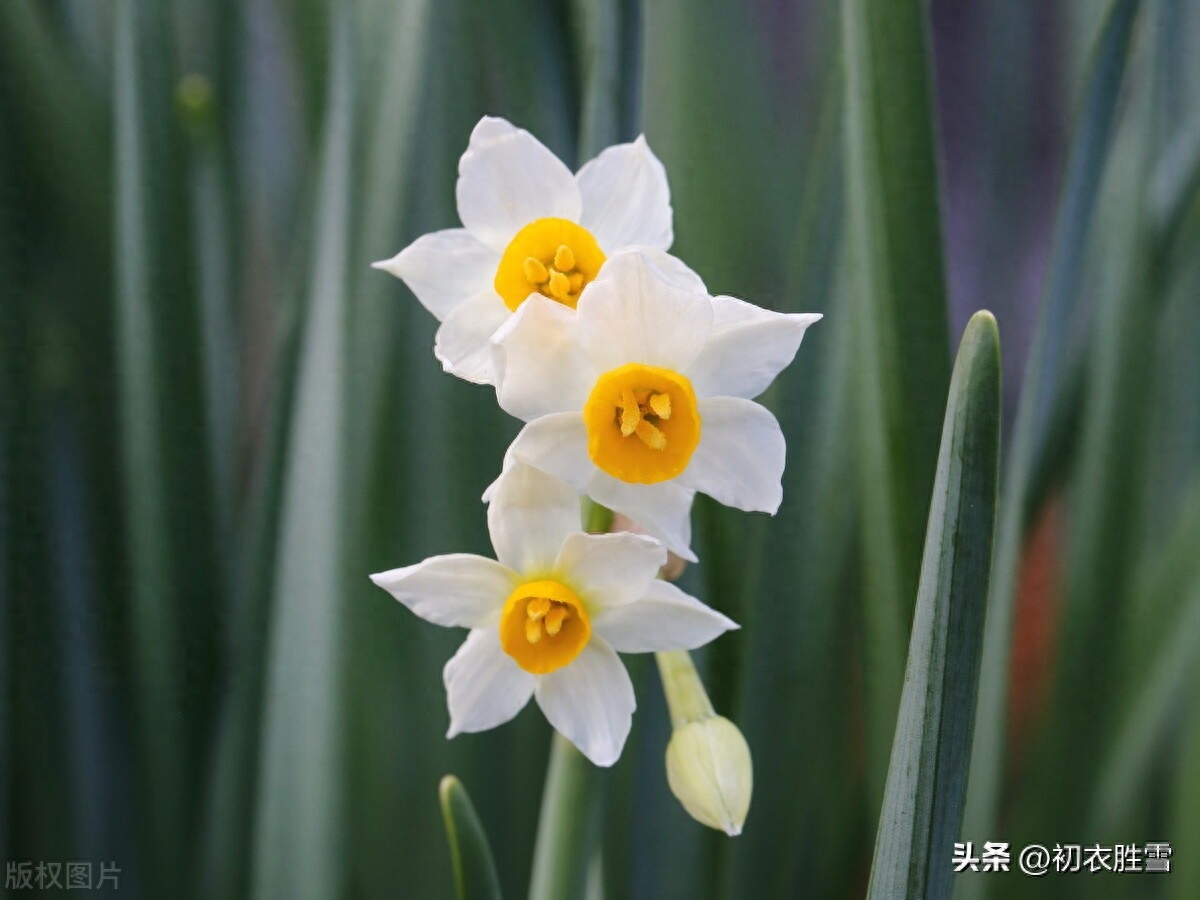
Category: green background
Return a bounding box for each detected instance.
[3,0,1199,897]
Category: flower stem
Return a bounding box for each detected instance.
[656,649,715,729]
[582,497,614,533]
[527,732,597,900]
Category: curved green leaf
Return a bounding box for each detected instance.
[867,311,1001,900]
[440,776,504,900]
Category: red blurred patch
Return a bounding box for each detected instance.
[1007,495,1065,770]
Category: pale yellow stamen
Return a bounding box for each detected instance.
[495,218,607,311]
[500,580,591,675]
[548,270,571,301]
[636,419,667,450]
[649,393,672,420]
[583,363,701,484]
[554,244,575,272]
[544,605,568,636]
[523,257,549,284]
[615,389,673,448]
[619,388,641,436]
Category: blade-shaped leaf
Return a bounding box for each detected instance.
[440,776,504,900]
[959,0,1145,871]
[867,311,1001,900]
[841,0,953,803]
[249,5,355,898]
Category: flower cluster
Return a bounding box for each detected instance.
[371,116,819,767]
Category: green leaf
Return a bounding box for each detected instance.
[866,311,1001,900]
[113,0,191,884]
[841,0,953,803]
[1171,689,1200,900]
[439,776,504,900]
[959,0,1146,871]
[569,0,639,156]
[249,6,355,899]
[1089,482,1200,832]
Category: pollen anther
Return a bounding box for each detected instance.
[500,580,591,674]
[523,257,549,284]
[495,218,607,311]
[583,363,701,484]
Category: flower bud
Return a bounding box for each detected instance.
[656,650,753,835]
[665,715,752,836]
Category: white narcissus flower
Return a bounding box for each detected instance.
[369,463,737,767]
[490,252,821,561]
[373,116,701,385]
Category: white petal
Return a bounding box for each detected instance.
[486,462,582,573]
[689,295,822,399]
[577,136,673,251]
[585,472,697,562]
[370,554,518,628]
[626,247,707,294]
[455,117,582,251]
[678,397,786,514]
[507,413,593,491]
[576,251,713,374]
[554,532,666,611]
[434,291,511,385]
[592,579,738,653]
[372,228,497,320]
[444,628,535,737]
[535,637,634,767]
[492,295,596,420]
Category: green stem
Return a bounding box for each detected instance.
[526,498,613,900]
[528,733,597,900]
[655,650,715,729]
[582,497,614,533]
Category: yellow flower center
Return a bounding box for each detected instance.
[499,579,591,675]
[494,217,607,311]
[583,363,701,484]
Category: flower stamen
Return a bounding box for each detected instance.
[584,363,701,484]
[500,579,591,674]
[523,257,550,284]
[495,218,607,311]
[616,388,674,449]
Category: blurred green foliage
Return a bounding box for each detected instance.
[3,0,1199,898]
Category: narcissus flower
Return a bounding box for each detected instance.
[369,464,737,766]
[491,252,821,560]
[373,116,699,385]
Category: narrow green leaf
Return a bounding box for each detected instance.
[440,776,504,900]
[866,311,1001,900]
[1171,690,1200,900]
[1089,484,1200,832]
[569,0,638,156]
[112,0,188,884]
[959,0,1145,872]
[1024,0,1162,842]
[249,5,355,898]
[841,0,953,802]
[731,66,860,900]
